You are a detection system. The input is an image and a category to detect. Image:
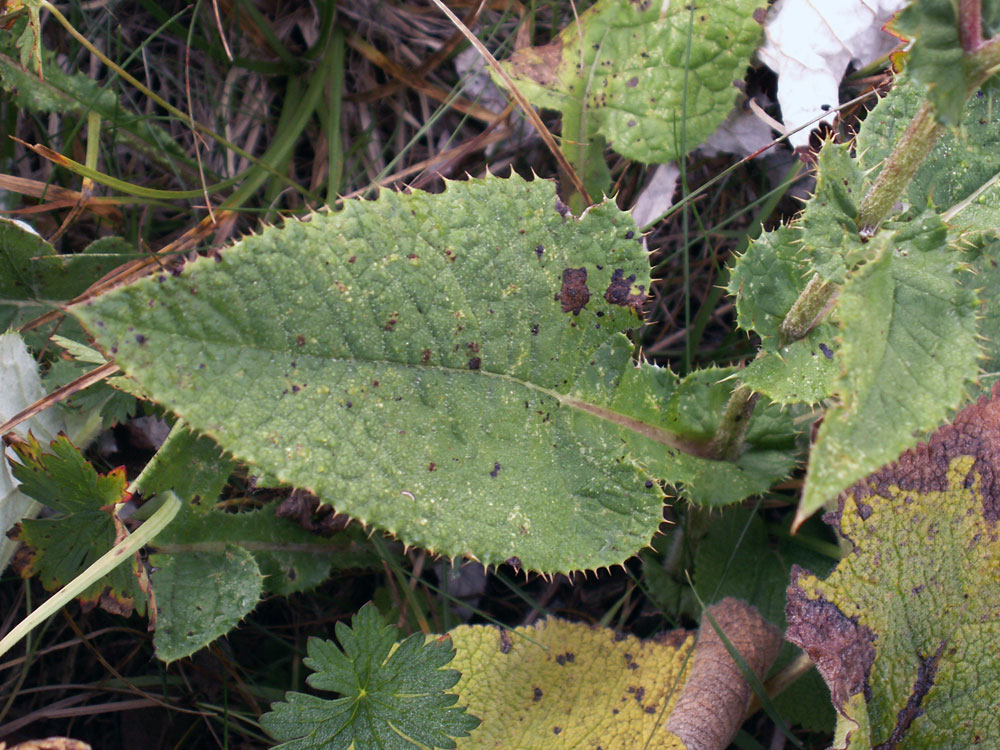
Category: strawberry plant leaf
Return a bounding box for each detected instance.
[69,174,798,573]
[787,385,1000,748]
[496,0,766,164]
[798,217,980,523]
[8,434,146,614]
[446,599,780,749]
[261,602,479,750]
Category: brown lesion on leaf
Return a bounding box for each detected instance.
[555,267,590,315]
[872,640,948,750]
[504,37,564,87]
[604,269,646,312]
[837,382,1000,526]
[785,566,877,711]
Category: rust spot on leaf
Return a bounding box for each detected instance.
[468,357,481,370]
[556,267,590,315]
[421,349,432,364]
[505,38,564,87]
[604,269,646,311]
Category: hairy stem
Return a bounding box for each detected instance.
[959,0,983,51]
[778,273,837,347]
[856,100,943,234]
[709,384,760,462]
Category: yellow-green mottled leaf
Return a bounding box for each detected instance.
[787,387,1000,748]
[497,0,766,164]
[447,598,781,750]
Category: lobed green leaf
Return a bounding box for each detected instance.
[262,602,479,750]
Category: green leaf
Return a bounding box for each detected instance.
[150,541,262,664]
[44,358,137,430]
[729,143,865,406]
[497,0,766,163]
[0,39,189,169]
[889,0,969,126]
[787,387,1000,748]
[856,75,1000,234]
[730,144,864,345]
[261,602,479,750]
[0,331,66,573]
[132,421,235,508]
[965,237,1000,381]
[0,222,133,344]
[798,217,980,524]
[150,499,380,597]
[730,225,810,342]
[9,434,146,614]
[120,422,379,661]
[69,174,798,573]
[740,323,839,406]
[11,3,43,79]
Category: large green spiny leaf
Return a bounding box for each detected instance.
[71,174,794,573]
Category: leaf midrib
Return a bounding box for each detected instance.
[108,325,718,463]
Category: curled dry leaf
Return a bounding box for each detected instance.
[667,598,783,750]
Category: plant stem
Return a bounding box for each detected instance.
[0,493,181,661]
[959,0,983,51]
[855,99,942,234]
[709,384,760,462]
[715,13,1000,463]
[778,273,837,347]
